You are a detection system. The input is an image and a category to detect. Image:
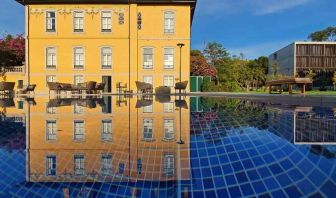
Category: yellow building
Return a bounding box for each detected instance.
[14,0,197,94]
[26,96,190,188]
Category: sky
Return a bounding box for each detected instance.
[0,0,336,59]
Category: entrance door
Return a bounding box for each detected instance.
[102,76,112,93]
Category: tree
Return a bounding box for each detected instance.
[203,42,230,68]
[0,34,25,67]
[308,26,336,41]
[190,50,217,80]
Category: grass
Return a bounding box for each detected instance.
[233,90,336,95]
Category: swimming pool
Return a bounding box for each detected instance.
[0,96,335,197]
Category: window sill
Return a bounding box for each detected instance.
[142,139,155,142]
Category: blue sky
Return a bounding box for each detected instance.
[1,0,336,59]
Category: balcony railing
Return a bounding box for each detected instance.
[0,66,25,74]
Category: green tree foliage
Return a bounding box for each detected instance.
[194,42,269,92]
[308,26,336,41]
[203,42,230,69]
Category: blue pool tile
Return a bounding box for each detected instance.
[228,186,242,198]
[252,181,267,194]
[257,167,272,178]
[225,174,237,186]
[232,161,244,172]
[297,179,316,195]
[242,159,254,169]
[276,173,292,186]
[287,168,304,182]
[308,169,327,187]
[264,177,280,190]
[235,171,249,183]
[216,188,230,198]
[203,178,214,189]
[240,183,254,196]
[214,176,225,187]
[284,186,303,197]
[269,163,284,175]
[247,170,261,181]
[308,192,324,198]
[279,159,294,170]
[205,191,217,198]
[320,181,336,198]
[212,166,223,175]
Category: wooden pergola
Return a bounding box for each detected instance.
[266,78,312,94]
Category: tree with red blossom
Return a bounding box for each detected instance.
[190,50,217,80]
[0,34,25,67]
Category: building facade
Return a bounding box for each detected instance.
[15,0,196,94]
[269,42,336,87]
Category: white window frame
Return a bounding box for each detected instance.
[101,11,112,33]
[73,11,84,33]
[100,154,113,175]
[163,154,175,176]
[164,103,174,113]
[73,120,85,141]
[46,120,57,141]
[164,47,174,69]
[101,47,112,69]
[74,154,85,176]
[46,104,57,114]
[101,120,112,141]
[73,47,85,69]
[143,118,153,141]
[143,48,154,69]
[74,75,84,85]
[74,103,84,114]
[143,76,153,85]
[163,119,174,140]
[143,105,153,113]
[46,155,57,176]
[45,10,56,33]
[46,75,56,87]
[163,76,174,87]
[46,47,57,69]
[164,11,175,34]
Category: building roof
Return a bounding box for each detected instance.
[16,0,197,22]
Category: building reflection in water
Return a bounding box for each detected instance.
[23,95,190,196]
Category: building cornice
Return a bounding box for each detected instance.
[16,0,197,22]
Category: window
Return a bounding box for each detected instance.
[100,154,112,175]
[143,48,153,69]
[143,76,153,85]
[163,76,174,87]
[74,47,84,69]
[74,155,85,176]
[164,48,174,69]
[46,47,56,69]
[143,119,153,140]
[46,120,57,141]
[46,75,56,87]
[143,105,153,113]
[101,47,112,69]
[137,158,142,174]
[18,80,24,89]
[46,155,56,176]
[74,75,84,85]
[163,154,175,176]
[74,120,85,141]
[74,103,84,114]
[73,11,84,32]
[101,120,112,141]
[101,11,112,32]
[164,119,174,140]
[164,103,174,113]
[46,11,56,32]
[47,106,56,114]
[164,11,175,34]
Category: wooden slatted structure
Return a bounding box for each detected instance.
[266,78,312,94]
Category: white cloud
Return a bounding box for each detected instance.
[197,0,312,16]
[229,40,294,59]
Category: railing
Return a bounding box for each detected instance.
[0,66,25,73]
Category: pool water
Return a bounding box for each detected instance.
[0,96,335,197]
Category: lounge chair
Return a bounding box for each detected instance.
[47,82,62,94]
[174,81,188,94]
[93,83,105,94]
[135,81,153,94]
[17,84,36,94]
[155,86,171,95]
[0,82,15,95]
